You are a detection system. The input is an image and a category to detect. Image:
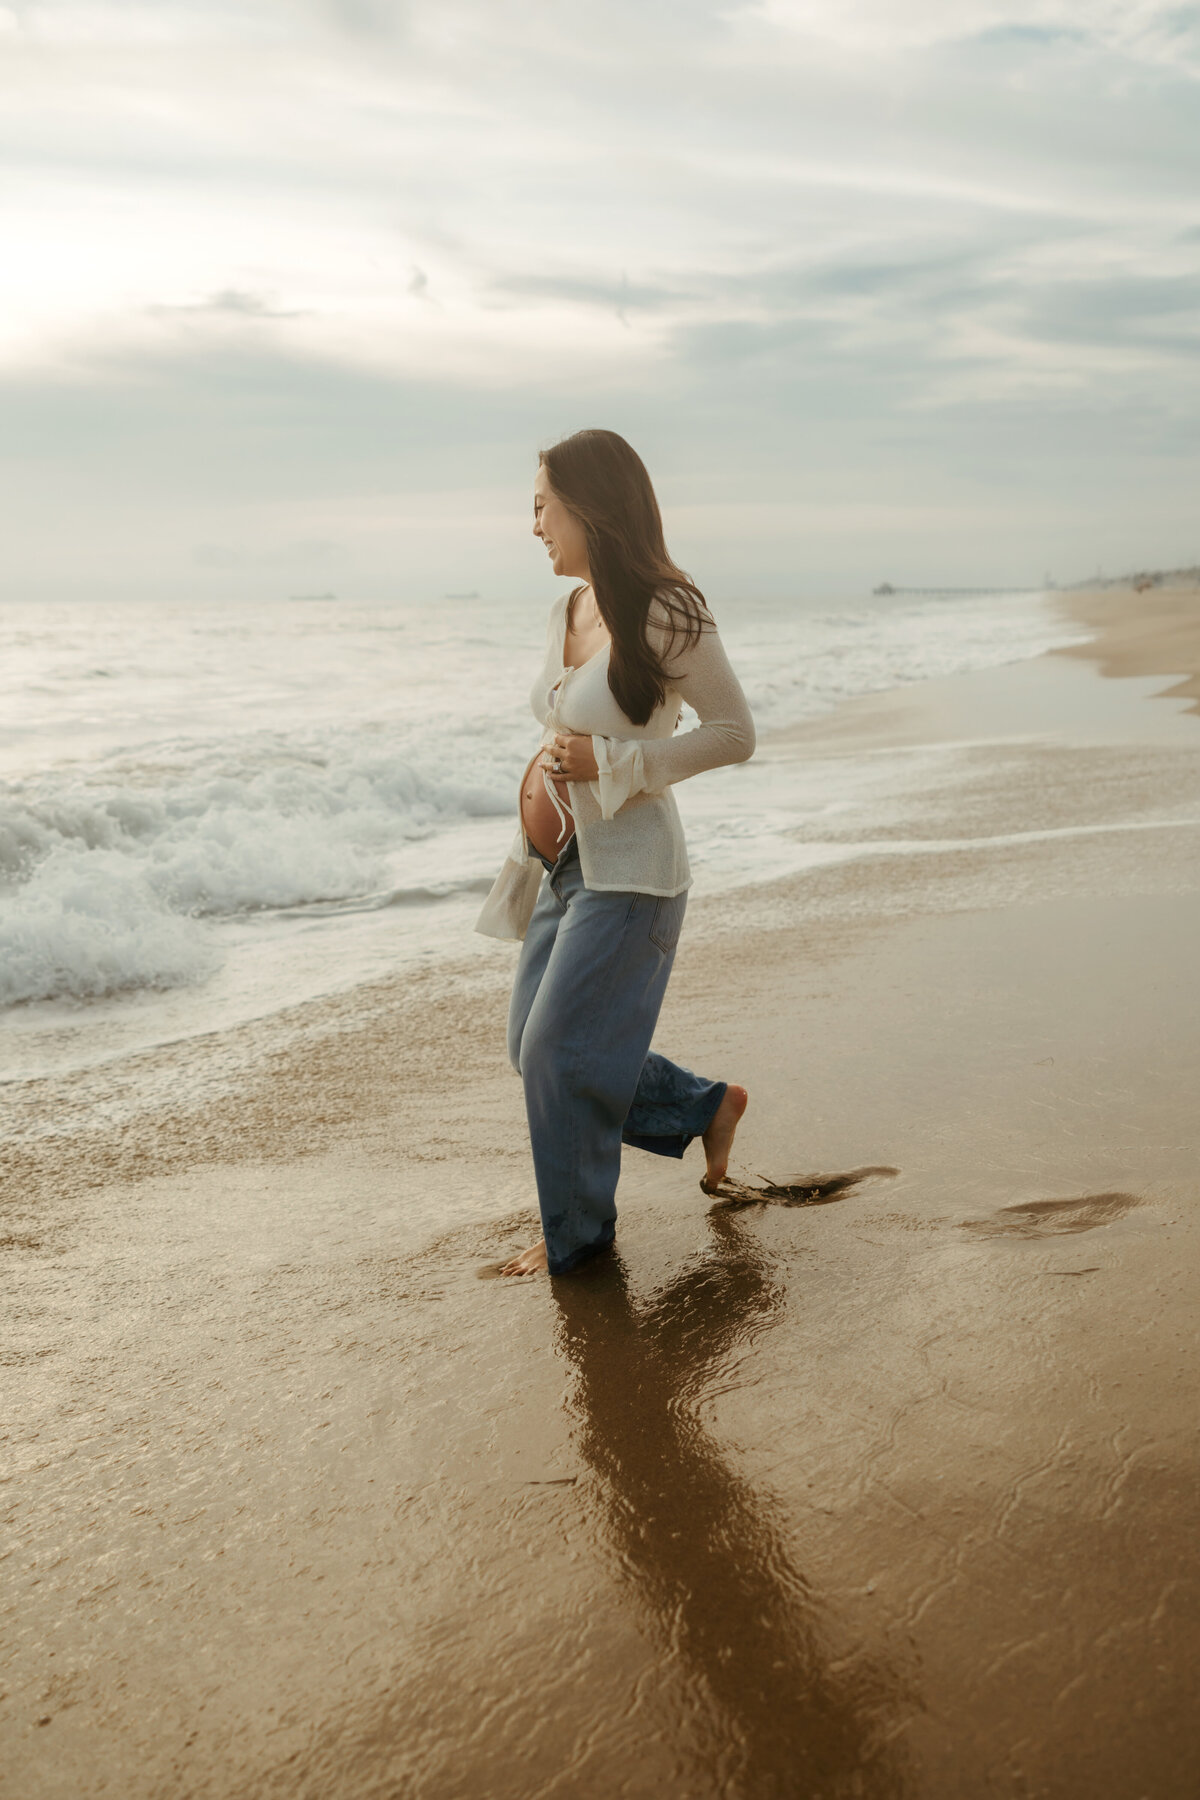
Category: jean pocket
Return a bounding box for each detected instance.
[649,894,683,955]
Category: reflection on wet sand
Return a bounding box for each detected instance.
[552,1200,913,1799]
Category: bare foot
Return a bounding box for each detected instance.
[499,1238,549,1277]
[701,1084,748,1193]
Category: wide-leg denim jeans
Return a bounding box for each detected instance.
[507,839,726,1275]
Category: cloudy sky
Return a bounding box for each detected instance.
[3,0,1199,603]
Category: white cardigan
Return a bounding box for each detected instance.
[475,591,755,941]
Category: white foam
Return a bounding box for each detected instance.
[2,729,516,1004]
[0,846,216,1006]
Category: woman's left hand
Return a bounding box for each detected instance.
[543,733,599,782]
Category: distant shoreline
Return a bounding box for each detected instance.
[1056,572,1200,714]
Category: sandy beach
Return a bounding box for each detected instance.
[4,578,1199,1799]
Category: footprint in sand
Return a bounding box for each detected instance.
[962,1191,1142,1239]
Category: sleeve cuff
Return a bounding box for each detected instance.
[590,735,647,819]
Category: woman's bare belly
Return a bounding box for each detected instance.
[520,748,574,863]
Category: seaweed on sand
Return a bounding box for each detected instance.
[701,1165,900,1209]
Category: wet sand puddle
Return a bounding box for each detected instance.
[961,1190,1142,1239]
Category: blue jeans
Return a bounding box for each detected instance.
[507,839,727,1275]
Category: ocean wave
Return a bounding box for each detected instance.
[1,733,515,1005]
[0,848,216,1006]
[2,588,1083,1013]
[270,875,498,919]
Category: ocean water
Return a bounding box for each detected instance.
[1,588,1081,1081]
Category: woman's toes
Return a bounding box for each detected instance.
[499,1239,549,1277]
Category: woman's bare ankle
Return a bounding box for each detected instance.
[701,1084,748,1192]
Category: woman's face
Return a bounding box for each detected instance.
[533,465,590,581]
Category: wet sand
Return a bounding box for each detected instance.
[4,580,1200,1798]
[1058,573,1200,712]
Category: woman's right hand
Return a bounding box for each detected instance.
[543,733,599,782]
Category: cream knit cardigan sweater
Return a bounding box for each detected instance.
[475,591,755,941]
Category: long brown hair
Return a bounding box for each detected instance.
[538,429,712,726]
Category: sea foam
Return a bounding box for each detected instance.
[1,731,512,1005]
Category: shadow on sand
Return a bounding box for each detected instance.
[551,1184,914,1798]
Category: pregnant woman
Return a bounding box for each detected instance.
[476,429,756,1277]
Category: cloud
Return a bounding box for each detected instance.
[1,0,1198,595]
[322,0,409,36]
[737,0,1200,69]
[488,273,691,326]
[150,289,305,319]
[192,537,347,568]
